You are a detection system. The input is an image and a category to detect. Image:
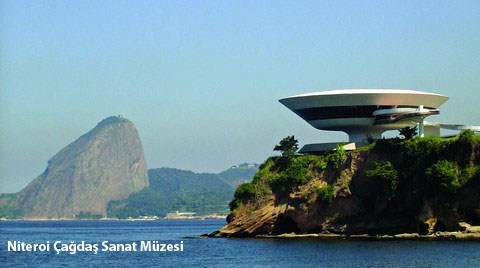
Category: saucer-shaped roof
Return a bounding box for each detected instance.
[279,89,449,110]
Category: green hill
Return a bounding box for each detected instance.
[107,165,258,219]
[218,163,259,188]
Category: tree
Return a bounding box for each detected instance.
[425,160,460,194]
[233,183,256,202]
[327,144,346,169]
[273,135,299,157]
[399,126,418,139]
[365,161,399,197]
[229,182,256,210]
[456,130,474,167]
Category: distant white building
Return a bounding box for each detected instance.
[165,211,196,219]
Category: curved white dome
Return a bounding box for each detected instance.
[280,89,449,109]
[279,89,449,142]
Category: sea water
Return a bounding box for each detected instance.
[1,219,479,267]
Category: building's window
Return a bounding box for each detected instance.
[294,105,433,121]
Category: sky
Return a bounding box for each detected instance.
[1,1,479,193]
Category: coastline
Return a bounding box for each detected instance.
[253,231,480,241]
[207,223,480,241]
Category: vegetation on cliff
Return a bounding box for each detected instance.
[229,142,345,210]
[222,131,480,237]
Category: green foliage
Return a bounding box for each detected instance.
[252,158,275,184]
[365,161,399,197]
[273,135,299,157]
[362,133,478,218]
[76,211,102,219]
[234,183,255,202]
[458,129,474,144]
[399,126,418,139]
[228,154,328,211]
[0,207,24,219]
[228,199,242,211]
[269,155,324,195]
[225,132,480,232]
[251,159,275,199]
[107,168,235,218]
[460,166,479,186]
[230,159,274,210]
[453,130,474,167]
[315,185,334,207]
[300,154,327,171]
[398,136,446,177]
[270,157,309,194]
[425,160,461,194]
[0,194,24,219]
[326,144,346,169]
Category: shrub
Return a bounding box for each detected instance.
[459,166,478,186]
[400,136,445,175]
[253,158,275,183]
[304,155,327,171]
[425,160,460,194]
[229,199,242,211]
[365,161,399,197]
[229,182,256,211]
[315,185,335,207]
[234,183,256,202]
[270,158,308,194]
[454,130,474,167]
[269,155,323,195]
[458,129,474,146]
[372,138,402,155]
[327,144,345,169]
[295,154,327,171]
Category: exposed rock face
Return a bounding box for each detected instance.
[213,137,480,237]
[216,151,381,237]
[16,116,148,219]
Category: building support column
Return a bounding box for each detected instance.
[418,105,425,137]
[418,119,425,137]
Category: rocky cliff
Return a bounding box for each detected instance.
[8,116,148,219]
[213,133,480,238]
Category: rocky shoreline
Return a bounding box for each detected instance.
[208,224,480,241]
[254,231,480,241]
[212,136,480,241]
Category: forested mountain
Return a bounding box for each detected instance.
[107,164,258,218]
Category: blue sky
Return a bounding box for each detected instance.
[1,1,479,193]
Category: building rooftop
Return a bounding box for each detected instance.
[283,89,448,99]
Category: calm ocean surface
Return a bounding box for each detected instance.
[1,219,479,267]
